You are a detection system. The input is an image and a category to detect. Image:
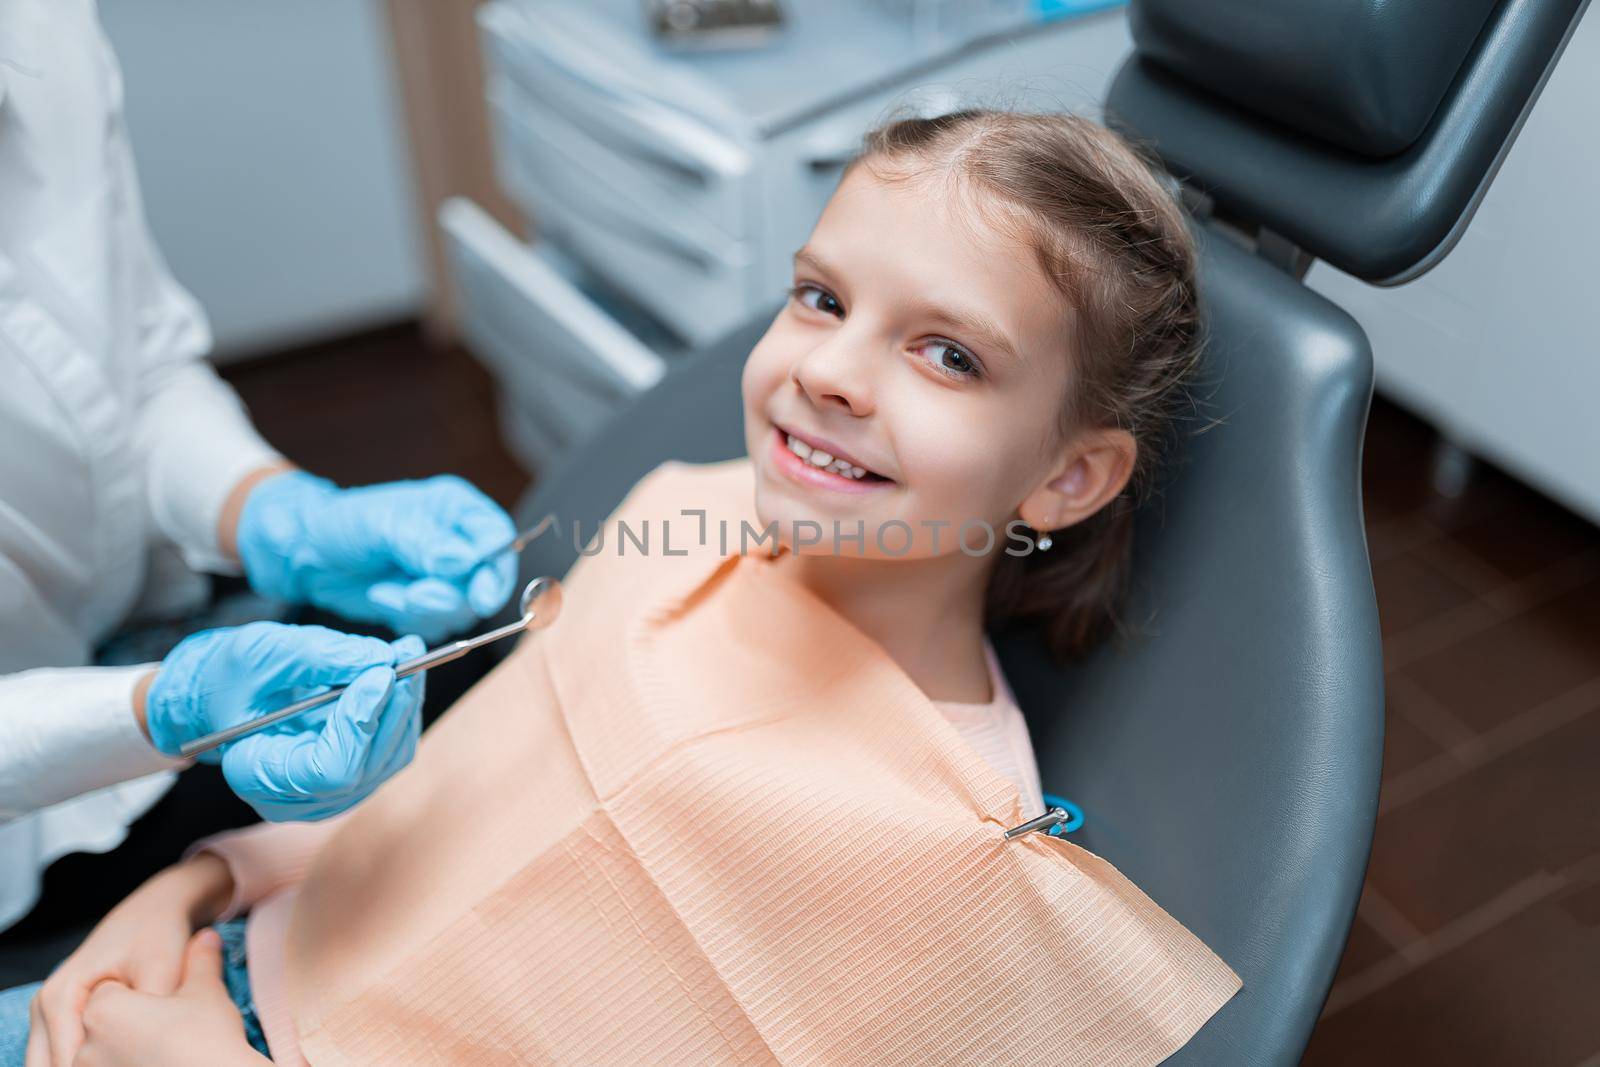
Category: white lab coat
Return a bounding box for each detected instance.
[0,1,284,929]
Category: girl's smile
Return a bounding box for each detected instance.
[767,424,895,495]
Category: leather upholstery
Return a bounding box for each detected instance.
[1004,232,1383,1065]
[1109,0,1590,282]
[1130,0,1499,158]
[509,226,1384,1065]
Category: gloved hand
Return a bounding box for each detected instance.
[237,471,517,643]
[145,624,425,821]
[220,634,424,822]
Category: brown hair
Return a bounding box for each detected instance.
[854,109,1204,664]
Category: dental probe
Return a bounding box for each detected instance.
[474,515,560,567]
[178,576,564,760]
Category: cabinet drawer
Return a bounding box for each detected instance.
[441,198,672,469]
[479,1,755,243]
[486,87,757,348]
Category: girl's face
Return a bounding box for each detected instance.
[741,163,1091,559]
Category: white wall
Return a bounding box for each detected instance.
[99,0,426,359]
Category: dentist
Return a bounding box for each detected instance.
[0,0,517,931]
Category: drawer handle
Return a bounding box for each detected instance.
[587,118,711,188]
[493,98,727,274]
[441,198,667,394]
[484,4,746,187]
[536,168,720,274]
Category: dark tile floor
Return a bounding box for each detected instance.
[225,322,1600,1066]
[1302,398,1600,1067]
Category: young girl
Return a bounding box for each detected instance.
[3,110,1239,1066]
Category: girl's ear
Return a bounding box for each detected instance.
[1020,429,1138,532]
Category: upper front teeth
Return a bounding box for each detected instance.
[787,434,868,479]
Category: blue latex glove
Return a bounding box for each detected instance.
[146,624,424,821]
[237,472,517,643]
[221,635,425,822]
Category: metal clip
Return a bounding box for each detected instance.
[1003,806,1071,841]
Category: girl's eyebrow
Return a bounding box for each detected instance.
[793,246,1018,367]
[792,246,834,277]
[909,301,1019,367]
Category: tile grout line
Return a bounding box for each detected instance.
[1324,853,1600,1021]
[1381,545,1600,672]
[1485,549,1600,615]
[1355,883,1427,956]
[1379,674,1600,815]
[1383,600,1505,673]
[1371,543,1600,814]
[1321,869,1570,1017]
[1366,514,1448,566]
[1417,533,1522,599]
[1384,672,1481,757]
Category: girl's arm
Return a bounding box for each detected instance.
[184,814,352,919]
[68,929,272,1067]
[27,853,237,1067]
[30,818,348,1064]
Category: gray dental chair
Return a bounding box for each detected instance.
[504,1,1586,1062]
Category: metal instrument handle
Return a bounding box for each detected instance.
[177,618,537,760]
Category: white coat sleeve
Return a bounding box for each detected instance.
[99,31,284,575]
[0,664,186,824]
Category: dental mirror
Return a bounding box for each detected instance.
[178,576,563,759]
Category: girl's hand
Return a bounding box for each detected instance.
[25,854,235,1067]
[71,929,268,1067]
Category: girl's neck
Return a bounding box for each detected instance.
[772,547,996,704]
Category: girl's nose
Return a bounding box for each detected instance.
[789,329,876,417]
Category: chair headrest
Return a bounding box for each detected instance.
[1107,0,1590,283]
[1130,0,1502,159]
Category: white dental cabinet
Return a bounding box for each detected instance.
[442,0,1137,474]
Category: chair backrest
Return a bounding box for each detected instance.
[1080,0,1586,1058]
[1003,233,1380,1065]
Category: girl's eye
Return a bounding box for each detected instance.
[916,339,982,380]
[789,284,844,319]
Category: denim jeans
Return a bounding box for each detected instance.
[0,918,270,1064]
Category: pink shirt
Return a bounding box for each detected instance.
[198,640,1047,1065]
[932,638,1046,816]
